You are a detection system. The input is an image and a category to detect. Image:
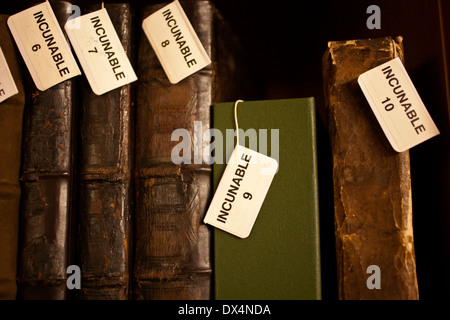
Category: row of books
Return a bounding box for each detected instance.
[0,0,422,300]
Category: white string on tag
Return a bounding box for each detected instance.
[203,100,278,238]
[234,99,244,145]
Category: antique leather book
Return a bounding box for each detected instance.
[212,98,322,300]
[76,3,134,300]
[0,14,25,300]
[322,37,419,299]
[17,0,78,300]
[134,0,256,300]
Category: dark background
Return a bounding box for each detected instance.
[4,0,450,300]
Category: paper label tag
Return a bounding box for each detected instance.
[141,0,211,84]
[0,46,19,103]
[64,8,137,95]
[7,1,81,91]
[358,57,439,152]
[203,145,278,239]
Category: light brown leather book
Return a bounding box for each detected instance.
[323,36,419,300]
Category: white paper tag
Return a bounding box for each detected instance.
[203,145,278,239]
[7,1,81,91]
[64,8,137,95]
[141,0,211,84]
[0,46,19,103]
[358,57,439,152]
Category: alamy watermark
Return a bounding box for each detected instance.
[171,121,280,169]
[367,5,381,30]
[66,5,81,30]
[66,265,81,290]
[366,265,381,290]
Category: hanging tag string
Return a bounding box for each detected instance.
[234,100,244,146]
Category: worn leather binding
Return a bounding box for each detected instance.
[323,37,419,300]
[17,0,78,300]
[0,14,25,300]
[76,3,134,300]
[134,0,256,300]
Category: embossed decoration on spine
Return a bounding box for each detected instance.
[76,3,134,300]
[18,1,78,300]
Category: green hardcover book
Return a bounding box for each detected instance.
[212,98,321,300]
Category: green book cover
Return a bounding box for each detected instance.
[212,98,321,300]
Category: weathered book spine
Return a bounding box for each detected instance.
[17,0,78,300]
[133,0,254,300]
[322,37,419,300]
[0,14,25,300]
[76,3,134,300]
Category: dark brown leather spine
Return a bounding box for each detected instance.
[322,37,419,300]
[0,14,25,300]
[133,0,255,300]
[76,3,134,300]
[17,0,78,300]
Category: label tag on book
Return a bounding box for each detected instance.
[141,0,211,84]
[358,57,439,152]
[203,144,278,239]
[0,46,19,103]
[64,8,137,95]
[7,1,81,91]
